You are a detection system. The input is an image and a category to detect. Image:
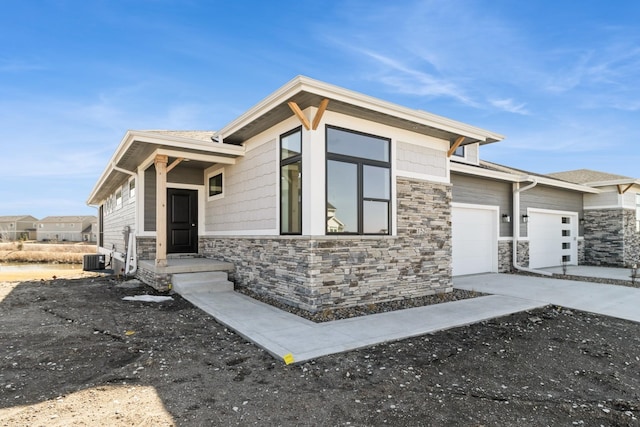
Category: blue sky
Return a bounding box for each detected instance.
[1,0,639,218]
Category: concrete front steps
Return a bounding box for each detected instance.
[171,271,234,295]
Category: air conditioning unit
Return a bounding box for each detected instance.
[83,254,105,271]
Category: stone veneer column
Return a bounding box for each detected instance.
[584,209,625,266]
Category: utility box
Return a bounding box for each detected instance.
[83,254,105,271]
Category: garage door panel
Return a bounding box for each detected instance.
[452,207,497,276]
[529,211,577,269]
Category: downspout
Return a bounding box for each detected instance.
[125,229,137,276]
[513,177,553,276]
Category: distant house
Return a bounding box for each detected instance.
[36,216,97,242]
[547,170,640,267]
[0,215,38,241]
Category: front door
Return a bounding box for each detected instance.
[167,188,198,254]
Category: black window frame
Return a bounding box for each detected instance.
[208,172,223,198]
[325,125,391,235]
[452,145,465,157]
[280,126,303,235]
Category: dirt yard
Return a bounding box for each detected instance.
[1,274,639,426]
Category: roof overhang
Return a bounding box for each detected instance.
[582,178,640,193]
[87,130,244,206]
[451,162,600,194]
[216,75,505,146]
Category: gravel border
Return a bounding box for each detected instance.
[235,288,485,323]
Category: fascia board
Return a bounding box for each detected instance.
[583,179,640,187]
[217,75,505,143]
[533,176,600,194]
[450,162,520,182]
[451,162,600,193]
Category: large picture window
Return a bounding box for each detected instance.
[281,127,302,234]
[326,126,391,235]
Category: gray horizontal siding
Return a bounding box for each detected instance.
[520,185,584,237]
[451,173,513,237]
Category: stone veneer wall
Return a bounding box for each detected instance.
[136,237,156,261]
[623,209,640,266]
[584,209,625,266]
[201,178,452,312]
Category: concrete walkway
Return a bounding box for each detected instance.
[177,267,640,364]
[180,291,544,364]
[540,265,636,282]
[454,273,640,323]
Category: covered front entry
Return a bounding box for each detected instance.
[528,209,578,268]
[167,188,198,254]
[452,204,498,276]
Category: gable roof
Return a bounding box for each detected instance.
[547,169,639,186]
[217,75,504,146]
[39,216,96,224]
[0,215,39,222]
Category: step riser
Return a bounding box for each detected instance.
[172,271,234,295]
[173,281,234,294]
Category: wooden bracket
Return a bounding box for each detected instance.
[288,99,330,131]
[617,183,634,194]
[166,157,184,173]
[288,102,311,130]
[447,136,465,157]
[312,99,329,130]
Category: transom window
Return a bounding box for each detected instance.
[326,126,391,235]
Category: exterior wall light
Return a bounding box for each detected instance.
[502,214,511,223]
[522,214,529,223]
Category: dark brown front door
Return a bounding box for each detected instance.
[167,188,198,254]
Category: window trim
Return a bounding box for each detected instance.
[280,126,303,235]
[325,125,391,236]
[207,169,225,201]
[128,178,136,203]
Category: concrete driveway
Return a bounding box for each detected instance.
[454,273,640,323]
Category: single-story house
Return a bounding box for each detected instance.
[87,75,639,312]
[0,215,38,241]
[37,216,98,242]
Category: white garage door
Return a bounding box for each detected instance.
[452,206,497,276]
[528,211,578,268]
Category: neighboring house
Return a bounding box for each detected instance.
[0,215,38,241]
[450,155,597,275]
[87,76,503,312]
[547,170,640,267]
[37,216,98,242]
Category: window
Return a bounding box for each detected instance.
[326,126,391,235]
[280,127,302,234]
[129,179,136,201]
[453,146,465,157]
[208,172,223,198]
[115,189,122,209]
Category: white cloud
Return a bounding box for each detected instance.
[489,98,530,115]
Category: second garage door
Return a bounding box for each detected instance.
[452,205,498,276]
[528,210,578,268]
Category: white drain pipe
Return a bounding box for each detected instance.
[513,177,553,276]
[124,229,137,276]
